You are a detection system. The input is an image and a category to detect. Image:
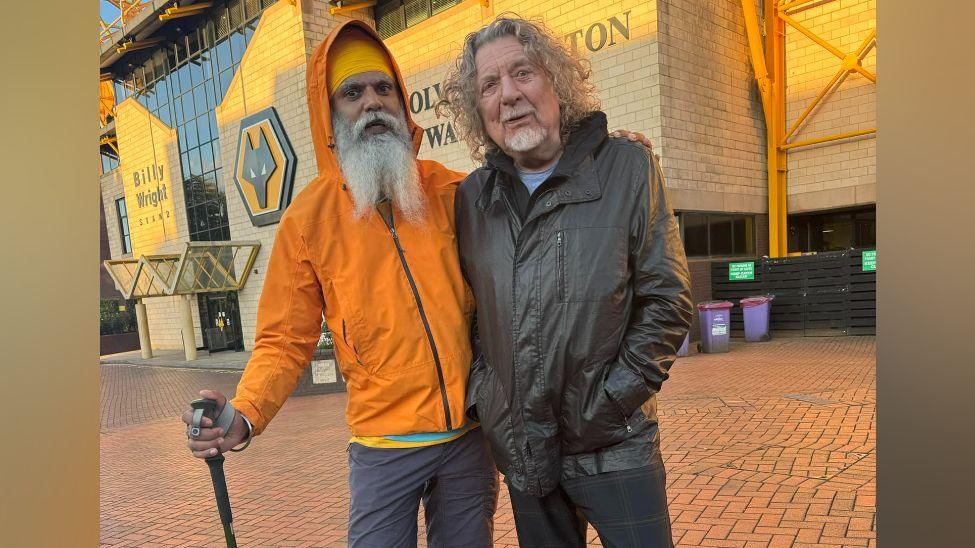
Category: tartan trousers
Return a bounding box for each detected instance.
[508,447,673,548]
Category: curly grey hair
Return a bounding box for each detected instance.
[436,14,601,163]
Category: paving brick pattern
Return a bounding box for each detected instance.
[100,364,242,431]
[100,337,875,547]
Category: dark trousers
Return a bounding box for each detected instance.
[347,427,499,548]
[509,450,673,548]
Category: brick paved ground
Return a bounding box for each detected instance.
[100,337,875,547]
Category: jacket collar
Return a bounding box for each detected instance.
[476,111,608,212]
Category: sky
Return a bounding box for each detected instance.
[100,1,121,23]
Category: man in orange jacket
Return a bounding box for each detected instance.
[182,22,497,547]
[181,19,653,547]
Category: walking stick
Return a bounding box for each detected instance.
[190,398,239,548]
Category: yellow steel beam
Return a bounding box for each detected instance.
[740,0,788,257]
[740,0,875,256]
[767,0,788,258]
[851,29,878,82]
[780,128,876,151]
[116,37,164,54]
[777,0,834,15]
[780,12,847,61]
[785,66,848,142]
[100,136,120,156]
[159,3,213,21]
[781,10,876,83]
[857,29,877,57]
[740,0,772,123]
[329,1,376,15]
[785,25,877,142]
[851,63,876,83]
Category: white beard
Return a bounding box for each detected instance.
[331,109,426,224]
[504,123,548,152]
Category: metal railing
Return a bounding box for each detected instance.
[99,1,155,44]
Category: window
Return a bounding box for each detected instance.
[787,206,876,253]
[374,0,464,39]
[682,212,708,257]
[677,212,756,258]
[112,0,272,244]
[115,198,132,254]
[101,148,120,175]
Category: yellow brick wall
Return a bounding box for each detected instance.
[113,99,182,256]
[110,98,205,350]
[385,0,662,174]
[784,0,876,212]
[213,0,369,349]
[100,0,877,351]
[300,0,373,54]
[215,0,311,350]
[100,1,366,352]
[655,0,767,214]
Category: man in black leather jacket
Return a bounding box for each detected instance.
[439,15,693,548]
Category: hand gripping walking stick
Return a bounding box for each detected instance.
[190,398,239,548]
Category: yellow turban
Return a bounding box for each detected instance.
[326,29,395,94]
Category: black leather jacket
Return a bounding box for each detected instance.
[455,112,693,496]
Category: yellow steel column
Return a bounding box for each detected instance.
[741,0,771,111]
[135,299,153,359]
[767,0,788,257]
[741,0,789,258]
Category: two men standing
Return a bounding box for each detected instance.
[183,14,690,548]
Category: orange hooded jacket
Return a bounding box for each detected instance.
[230,20,474,438]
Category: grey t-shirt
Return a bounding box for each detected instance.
[509,164,557,221]
[517,164,557,195]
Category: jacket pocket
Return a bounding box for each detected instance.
[341,320,361,362]
[604,363,652,419]
[472,362,521,476]
[554,227,627,303]
[560,361,640,455]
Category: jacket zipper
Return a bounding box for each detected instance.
[557,231,565,302]
[386,225,453,431]
[613,396,633,432]
[498,185,531,478]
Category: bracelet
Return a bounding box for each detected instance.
[230,413,253,453]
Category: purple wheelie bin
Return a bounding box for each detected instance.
[740,295,774,342]
[696,301,734,353]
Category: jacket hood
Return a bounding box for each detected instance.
[306,20,424,176]
[485,111,608,180]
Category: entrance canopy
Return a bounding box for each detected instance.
[104,241,261,300]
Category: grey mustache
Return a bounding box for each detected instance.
[355,112,400,135]
[501,109,535,122]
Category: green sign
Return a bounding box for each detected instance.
[862,250,877,271]
[729,261,755,281]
